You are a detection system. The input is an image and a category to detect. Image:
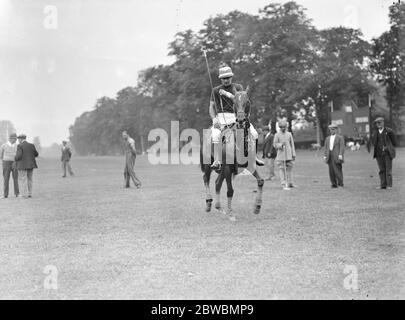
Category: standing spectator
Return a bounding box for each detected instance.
[15,134,39,198]
[262,124,276,181]
[0,133,19,198]
[61,141,74,178]
[122,131,141,189]
[273,119,296,189]
[371,117,397,190]
[324,124,345,188]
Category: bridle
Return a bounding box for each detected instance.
[232,91,251,157]
[233,91,251,125]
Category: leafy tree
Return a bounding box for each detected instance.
[252,2,318,129]
[301,27,374,142]
[69,1,391,154]
[371,2,405,130]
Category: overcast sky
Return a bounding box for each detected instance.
[0,0,393,146]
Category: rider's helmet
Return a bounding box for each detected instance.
[218,64,234,79]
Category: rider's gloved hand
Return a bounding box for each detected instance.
[219,89,234,99]
[212,117,221,129]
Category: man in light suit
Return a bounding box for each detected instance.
[0,133,19,198]
[371,117,397,189]
[273,119,296,189]
[324,124,345,188]
[61,141,74,178]
[15,134,39,198]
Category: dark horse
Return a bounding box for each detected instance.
[200,87,264,221]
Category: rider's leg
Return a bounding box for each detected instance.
[249,125,265,166]
[211,127,222,169]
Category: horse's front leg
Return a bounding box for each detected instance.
[224,166,236,221]
[203,166,213,212]
[252,170,264,214]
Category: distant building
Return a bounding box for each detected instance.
[331,100,371,139]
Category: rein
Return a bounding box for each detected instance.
[220,90,251,158]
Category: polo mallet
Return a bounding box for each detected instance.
[203,50,215,94]
[283,144,291,190]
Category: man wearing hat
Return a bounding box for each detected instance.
[324,124,345,188]
[273,119,296,189]
[61,140,74,178]
[15,134,39,198]
[0,133,19,198]
[122,131,141,189]
[209,63,264,169]
[371,117,397,189]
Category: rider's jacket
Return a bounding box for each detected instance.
[210,83,243,114]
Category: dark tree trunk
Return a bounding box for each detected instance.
[286,106,293,134]
[316,102,329,146]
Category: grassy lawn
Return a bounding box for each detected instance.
[0,148,404,299]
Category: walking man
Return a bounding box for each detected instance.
[0,133,19,198]
[61,141,74,177]
[372,117,397,189]
[273,119,296,189]
[324,124,345,188]
[122,131,141,189]
[262,124,276,181]
[15,134,39,198]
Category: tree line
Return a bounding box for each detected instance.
[69,1,405,156]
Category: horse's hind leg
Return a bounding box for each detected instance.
[203,166,213,212]
[252,170,264,214]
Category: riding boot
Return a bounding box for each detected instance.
[211,142,222,170]
[255,139,264,166]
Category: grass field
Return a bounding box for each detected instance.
[0,148,404,299]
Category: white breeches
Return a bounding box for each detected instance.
[212,113,258,143]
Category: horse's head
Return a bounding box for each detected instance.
[233,86,251,124]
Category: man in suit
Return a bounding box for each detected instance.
[273,119,296,189]
[372,117,397,189]
[0,133,19,198]
[15,134,39,198]
[122,131,141,189]
[61,141,74,178]
[324,124,345,188]
[262,124,277,181]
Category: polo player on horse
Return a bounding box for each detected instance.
[209,64,264,170]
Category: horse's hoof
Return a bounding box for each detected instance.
[254,205,261,214]
[214,203,221,211]
[229,215,236,222]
